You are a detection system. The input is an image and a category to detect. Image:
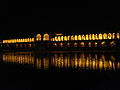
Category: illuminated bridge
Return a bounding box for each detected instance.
[1,32,120,51]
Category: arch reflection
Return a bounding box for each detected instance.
[2,52,120,71]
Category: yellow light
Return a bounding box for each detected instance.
[74,42,77,47]
[71,35,74,41]
[86,34,89,40]
[112,33,115,39]
[117,33,120,39]
[92,34,95,40]
[55,36,58,41]
[67,36,70,41]
[99,33,102,40]
[56,33,62,36]
[58,36,61,41]
[89,34,92,40]
[108,33,112,39]
[103,33,107,39]
[75,35,78,40]
[82,35,85,40]
[61,36,64,41]
[32,38,34,42]
[64,36,67,41]
[43,33,49,41]
[36,34,41,41]
[95,34,98,40]
[78,35,81,40]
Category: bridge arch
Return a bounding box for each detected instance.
[36,34,41,41]
[43,33,49,41]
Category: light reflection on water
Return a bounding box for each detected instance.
[1,51,120,71]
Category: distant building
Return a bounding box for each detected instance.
[1,32,120,51]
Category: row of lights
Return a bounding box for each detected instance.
[51,33,119,41]
[3,38,34,43]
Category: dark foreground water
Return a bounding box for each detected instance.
[0,51,120,90]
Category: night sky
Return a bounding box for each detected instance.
[1,1,120,39]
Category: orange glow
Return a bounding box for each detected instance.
[36,34,41,41]
[86,34,89,40]
[71,35,74,41]
[64,36,67,41]
[61,36,64,41]
[75,35,78,40]
[99,33,102,40]
[82,35,85,40]
[78,35,81,40]
[112,33,115,39]
[117,33,120,39]
[103,33,107,39]
[108,33,112,39]
[92,34,95,40]
[56,33,62,36]
[89,34,92,40]
[43,33,49,41]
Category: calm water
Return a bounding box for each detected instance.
[0,51,120,90]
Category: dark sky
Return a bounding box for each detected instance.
[1,1,120,39]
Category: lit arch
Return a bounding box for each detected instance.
[95,34,98,40]
[117,33,120,39]
[75,35,78,40]
[36,34,41,41]
[86,34,89,40]
[71,35,74,41]
[43,33,49,41]
[82,35,85,40]
[99,33,102,40]
[78,35,81,40]
[103,33,107,39]
[74,42,77,47]
[108,33,112,39]
[92,34,95,40]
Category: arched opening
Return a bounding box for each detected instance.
[59,43,63,47]
[16,44,18,48]
[75,35,78,40]
[78,35,81,40]
[36,34,41,41]
[80,42,85,47]
[71,35,74,41]
[108,33,112,39]
[112,33,115,39]
[92,34,95,40]
[103,33,107,39]
[86,34,89,40]
[64,36,67,41]
[117,33,120,39]
[43,33,49,41]
[28,44,32,48]
[82,35,85,40]
[89,34,92,40]
[61,36,64,41]
[58,36,61,41]
[99,33,102,40]
[74,42,77,47]
[53,43,57,47]
[95,42,97,47]
[55,36,58,41]
[67,43,70,47]
[88,42,91,47]
[67,36,70,41]
[95,34,98,40]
